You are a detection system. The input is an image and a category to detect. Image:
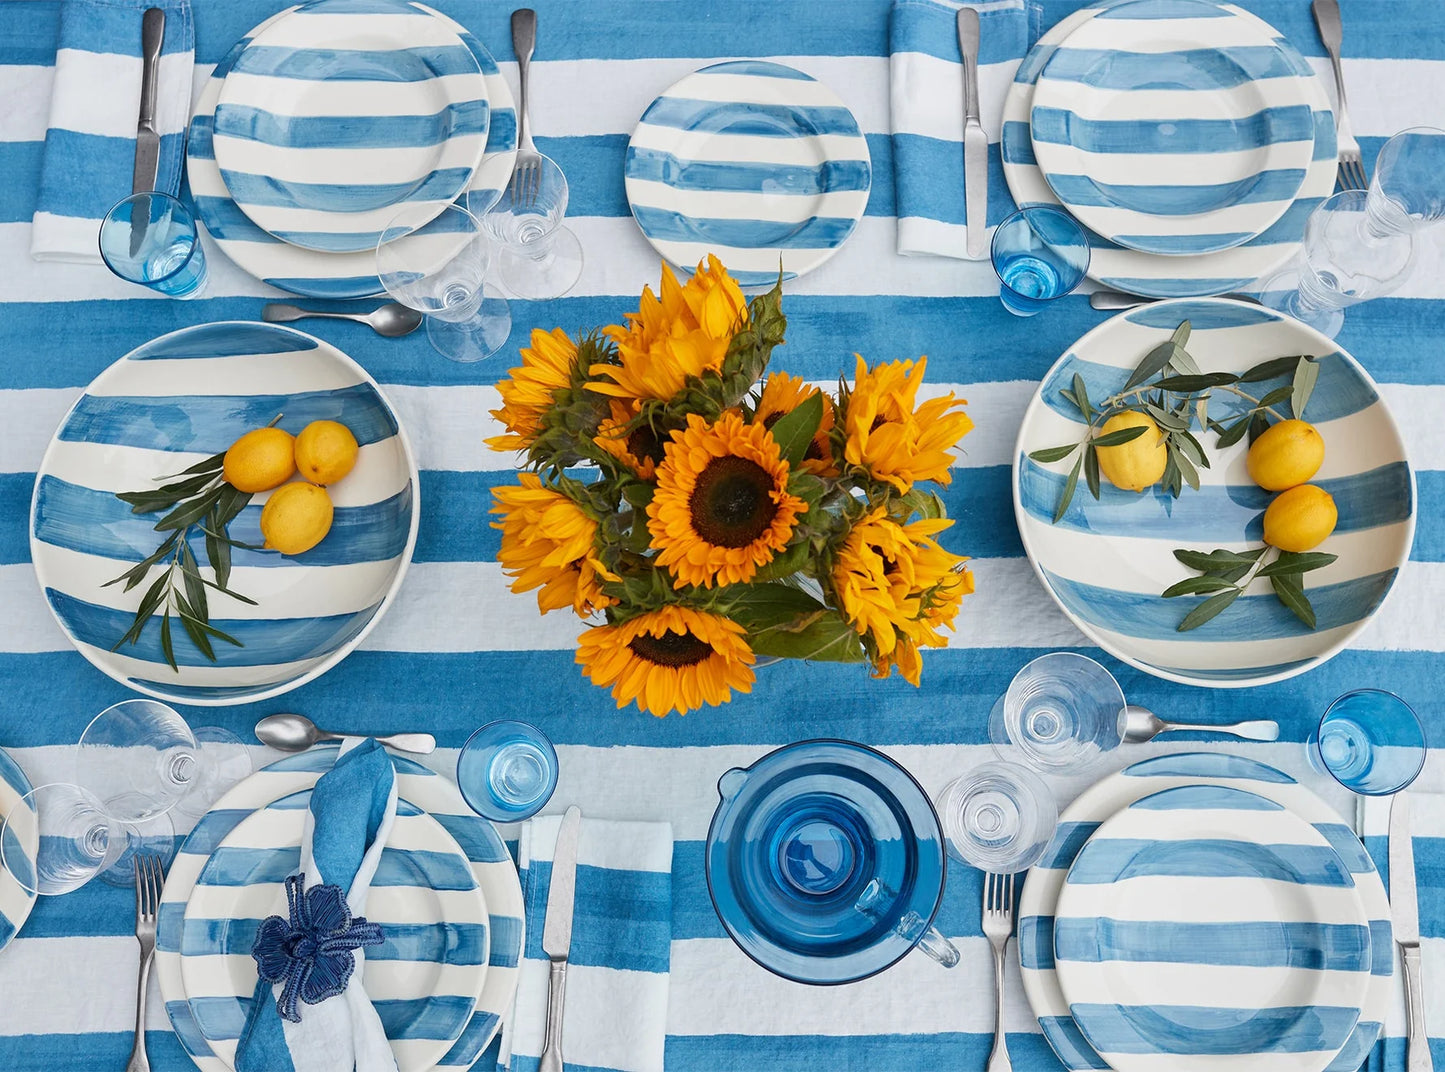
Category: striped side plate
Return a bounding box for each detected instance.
[0,749,36,954]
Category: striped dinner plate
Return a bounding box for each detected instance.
[180,787,488,1071]
[1002,0,1336,297]
[1029,0,1314,256]
[1054,783,1372,1072]
[159,745,525,1072]
[211,0,489,253]
[28,322,419,706]
[624,60,871,286]
[1013,298,1414,688]
[187,5,517,298]
[0,748,37,955]
[1018,753,1391,1072]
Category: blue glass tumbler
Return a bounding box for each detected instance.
[991,205,1090,316]
[1312,689,1426,795]
[457,720,559,822]
[99,192,208,298]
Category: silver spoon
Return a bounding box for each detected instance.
[262,301,423,337]
[1121,705,1279,744]
[254,713,436,754]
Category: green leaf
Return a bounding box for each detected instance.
[1174,447,1201,491]
[1153,372,1240,392]
[746,610,867,663]
[1256,385,1295,409]
[1292,356,1320,419]
[102,532,180,590]
[180,541,208,622]
[1257,551,1338,577]
[1143,403,1190,432]
[1172,429,1208,467]
[205,506,228,591]
[1162,576,1239,598]
[1271,572,1316,628]
[216,484,253,528]
[1161,453,1182,497]
[1239,355,1306,383]
[749,541,812,583]
[175,598,216,662]
[1122,340,1179,391]
[154,487,224,532]
[1247,410,1269,445]
[1084,443,1101,500]
[1169,344,1201,377]
[159,610,177,672]
[1028,443,1079,464]
[1053,453,1082,524]
[1072,373,1094,422]
[1173,547,1267,572]
[1177,587,1241,632]
[768,391,824,468]
[1091,425,1149,448]
[1215,417,1251,449]
[1171,320,1192,350]
[1195,395,1209,433]
[200,577,258,605]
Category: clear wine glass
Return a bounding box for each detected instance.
[989,652,1126,775]
[170,726,255,826]
[377,202,512,363]
[1366,126,1445,236]
[481,154,583,300]
[75,699,198,823]
[2,783,125,895]
[1257,190,1416,339]
[935,761,1058,873]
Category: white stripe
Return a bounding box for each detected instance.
[623,179,869,221]
[80,352,365,397]
[215,70,487,117]
[212,132,488,188]
[0,66,54,143]
[1054,873,1370,924]
[626,123,868,164]
[46,49,192,140]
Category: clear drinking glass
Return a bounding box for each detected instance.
[990,652,1126,774]
[1257,190,1415,339]
[170,727,255,826]
[935,760,1058,873]
[1311,689,1426,795]
[1366,126,1445,236]
[74,699,198,824]
[991,205,1091,316]
[481,154,583,299]
[2,784,125,895]
[457,720,558,822]
[377,202,512,363]
[99,192,209,298]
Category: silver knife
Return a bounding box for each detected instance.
[957,6,988,260]
[1391,791,1433,1072]
[539,805,581,1072]
[129,8,165,257]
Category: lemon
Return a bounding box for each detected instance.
[223,427,296,493]
[1095,411,1167,492]
[294,420,359,486]
[1247,419,1325,491]
[260,482,334,555]
[1263,484,1338,553]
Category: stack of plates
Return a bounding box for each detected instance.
[1020,752,1391,1072]
[157,743,524,1072]
[187,0,519,298]
[1003,0,1337,297]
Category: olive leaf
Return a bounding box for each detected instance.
[1271,572,1316,628]
[1084,443,1101,501]
[1054,453,1083,524]
[1173,547,1267,572]
[1072,373,1094,422]
[1292,356,1319,419]
[1123,339,1181,391]
[1029,443,1080,464]
[1162,575,1239,598]
[1177,587,1242,632]
[1091,426,1149,448]
[1239,355,1307,383]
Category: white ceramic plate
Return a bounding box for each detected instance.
[0,749,36,954]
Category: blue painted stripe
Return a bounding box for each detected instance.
[1041,168,1307,214]
[1156,658,1318,681]
[1054,918,1372,969]
[638,97,862,138]
[1092,0,1233,18]
[214,101,488,149]
[128,322,320,359]
[1039,47,1311,89]
[0,750,32,800]
[432,813,515,865]
[438,1010,502,1066]
[1066,1003,1362,1055]
[1121,753,1298,784]
[218,164,480,211]
[630,205,861,249]
[1123,301,1284,329]
[1032,105,1318,156]
[180,917,489,964]
[522,861,673,974]
[164,1000,216,1059]
[1066,838,1356,886]
[1130,785,1283,810]
[625,146,871,195]
[702,59,817,80]
[230,44,483,80]
[1037,1016,1115,1071]
[196,845,479,890]
[187,993,475,1042]
[1039,821,1100,870]
[1019,913,1056,970]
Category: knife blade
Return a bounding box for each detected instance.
[539,805,581,1072]
[129,7,165,257]
[957,6,988,260]
[1390,791,1433,1072]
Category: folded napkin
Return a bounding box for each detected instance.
[889,0,1030,258]
[499,814,674,1072]
[236,738,400,1072]
[31,0,195,263]
[1361,792,1442,1072]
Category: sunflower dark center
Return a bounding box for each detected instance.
[689,455,777,548]
[629,629,714,667]
[627,424,667,467]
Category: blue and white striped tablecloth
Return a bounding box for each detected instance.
[1,2,1443,1070]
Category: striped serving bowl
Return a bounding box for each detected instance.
[1013,298,1414,687]
[29,322,419,706]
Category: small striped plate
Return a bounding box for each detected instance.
[1018,753,1391,1072]
[188,5,517,298]
[28,322,419,706]
[1054,783,1371,1072]
[1030,0,1314,256]
[1013,298,1414,688]
[624,60,871,286]
[159,745,525,1072]
[212,0,489,253]
[0,748,36,954]
[180,787,489,1071]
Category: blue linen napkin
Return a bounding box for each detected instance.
[235,738,400,1072]
[31,0,194,263]
[889,0,1031,258]
[498,814,674,1072]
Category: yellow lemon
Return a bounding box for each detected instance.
[294,420,359,486]
[223,427,296,493]
[1247,419,1325,491]
[1263,484,1338,553]
[260,482,334,555]
[1095,411,1167,492]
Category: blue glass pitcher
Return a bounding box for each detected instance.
[705,739,959,984]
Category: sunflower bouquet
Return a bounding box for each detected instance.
[487,257,976,717]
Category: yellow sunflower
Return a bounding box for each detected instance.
[831,508,973,686]
[576,604,755,716]
[491,474,618,616]
[590,256,748,403]
[752,372,837,477]
[595,401,665,480]
[842,355,974,491]
[486,328,579,452]
[647,412,807,589]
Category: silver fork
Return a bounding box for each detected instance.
[1312,0,1367,190]
[508,8,541,207]
[982,871,1015,1072]
[126,854,163,1072]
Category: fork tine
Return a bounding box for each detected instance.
[1354,158,1370,191]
